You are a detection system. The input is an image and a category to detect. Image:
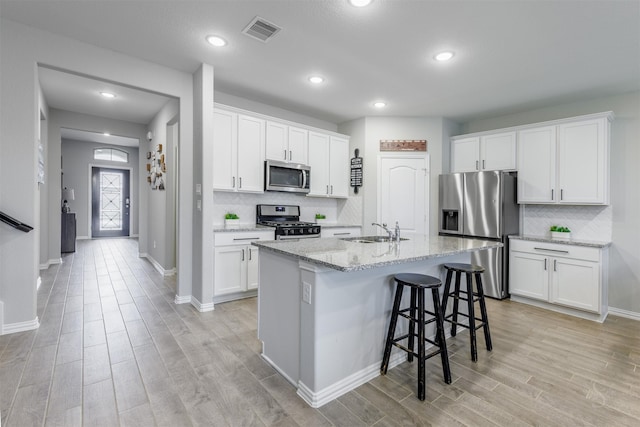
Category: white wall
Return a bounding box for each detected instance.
[0,19,194,330]
[339,117,448,236]
[144,99,179,270]
[461,91,640,315]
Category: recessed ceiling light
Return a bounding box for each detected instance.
[434,51,455,61]
[206,35,227,47]
[100,91,116,98]
[309,76,324,84]
[350,0,373,7]
[373,101,386,108]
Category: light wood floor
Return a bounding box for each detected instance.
[1,238,639,426]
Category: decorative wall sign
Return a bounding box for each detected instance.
[350,149,363,194]
[380,139,427,152]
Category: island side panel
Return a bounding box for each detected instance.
[258,250,302,385]
[298,253,469,407]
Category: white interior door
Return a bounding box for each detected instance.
[378,154,429,235]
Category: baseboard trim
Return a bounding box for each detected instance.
[139,253,175,276]
[174,294,191,304]
[1,316,40,336]
[608,307,640,321]
[297,351,406,408]
[39,258,62,270]
[190,296,214,312]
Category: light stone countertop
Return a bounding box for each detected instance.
[213,224,273,233]
[510,234,612,248]
[252,234,502,272]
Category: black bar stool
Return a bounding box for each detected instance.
[441,263,492,362]
[380,273,452,400]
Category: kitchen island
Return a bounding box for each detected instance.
[253,234,501,408]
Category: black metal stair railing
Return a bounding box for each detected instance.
[0,210,33,232]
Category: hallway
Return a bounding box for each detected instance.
[1,239,639,426]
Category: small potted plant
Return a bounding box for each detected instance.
[550,225,571,240]
[225,212,240,229]
[315,213,327,224]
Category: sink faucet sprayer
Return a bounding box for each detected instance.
[372,221,401,243]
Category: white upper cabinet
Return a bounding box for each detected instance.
[518,115,610,205]
[265,122,308,164]
[451,137,480,172]
[557,118,608,204]
[213,108,264,193]
[308,132,349,198]
[213,109,238,191]
[517,126,557,203]
[451,132,516,173]
[481,132,517,171]
[308,132,331,196]
[236,115,265,192]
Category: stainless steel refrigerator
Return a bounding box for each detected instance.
[438,171,519,299]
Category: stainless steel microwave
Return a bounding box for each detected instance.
[265,160,310,194]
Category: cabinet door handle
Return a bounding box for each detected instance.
[330,185,333,194]
[284,149,287,160]
[544,258,547,270]
[289,150,292,161]
[561,189,564,200]
[239,177,242,189]
[233,176,236,188]
[326,185,329,194]
[242,249,245,261]
[554,259,557,272]
[551,189,554,200]
[482,159,486,169]
[248,249,252,261]
[534,247,569,254]
[476,160,479,171]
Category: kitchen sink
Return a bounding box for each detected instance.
[341,236,409,243]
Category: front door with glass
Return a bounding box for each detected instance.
[91,167,130,237]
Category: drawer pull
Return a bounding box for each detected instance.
[333,232,351,236]
[233,237,261,241]
[534,247,569,254]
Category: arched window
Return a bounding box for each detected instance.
[94,148,128,163]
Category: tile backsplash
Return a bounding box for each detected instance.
[522,204,612,242]
[213,191,362,226]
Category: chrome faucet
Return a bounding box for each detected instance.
[372,222,401,242]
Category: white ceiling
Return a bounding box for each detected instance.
[2,0,639,125]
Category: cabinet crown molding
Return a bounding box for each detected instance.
[452,111,614,140]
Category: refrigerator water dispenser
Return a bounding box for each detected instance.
[442,210,459,232]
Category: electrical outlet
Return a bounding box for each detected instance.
[302,283,312,304]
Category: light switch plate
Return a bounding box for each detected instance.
[302,282,312,304]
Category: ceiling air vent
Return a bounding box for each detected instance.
[242,16,281,43]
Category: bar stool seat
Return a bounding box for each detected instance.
[441,263,492,362]
[380,273,452,401]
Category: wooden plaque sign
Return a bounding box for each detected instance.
[379,139,427,152]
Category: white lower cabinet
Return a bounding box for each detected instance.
[320,226,361,238]
[214,230,274,302]
[509,238,608,321]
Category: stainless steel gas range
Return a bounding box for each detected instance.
[256,204,321,240]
